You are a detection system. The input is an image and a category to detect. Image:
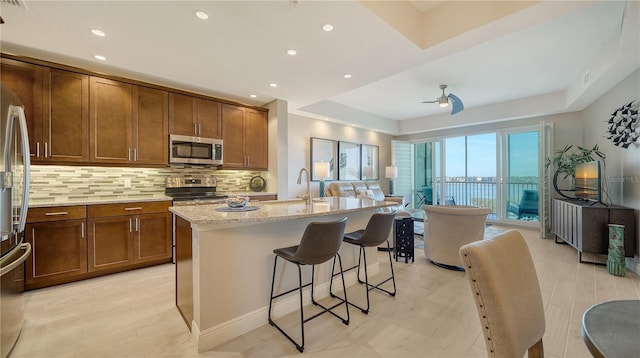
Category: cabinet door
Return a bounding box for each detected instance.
[222,104,245,168]
[169,93,196,136]
[133,86,168,165]
[90,77,133,163]
[24,219,87,285]
[87,216,133,272]
[197,99,222,139]
[0,58,44,161]
[133,212,171,263]
[245,109,268,169]
[45,69,89,162]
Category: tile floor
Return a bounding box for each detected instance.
[10,226,640,357]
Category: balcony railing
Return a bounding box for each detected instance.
[415,181,539,220]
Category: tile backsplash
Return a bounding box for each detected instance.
[30,165,264,202]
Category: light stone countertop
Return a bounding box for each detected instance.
[221,191,277,197]
[29,195,173,208]
[169,196,396,226]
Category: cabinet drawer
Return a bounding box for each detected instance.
[27,206,86,223]
[87,201,171,218]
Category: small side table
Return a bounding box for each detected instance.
[394,217,414,263]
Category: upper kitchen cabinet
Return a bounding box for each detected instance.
[222,104,268,170]
[1,59,89,163]
[133,86,168,165]
[0,58,44,161]
[90,77,168,166]
[90,77,133,164]
[44,69,90,162]
[169,93,222,139]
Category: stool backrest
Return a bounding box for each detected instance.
[295,217,348,265]
[359,211,397,247]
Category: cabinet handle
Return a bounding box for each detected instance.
[135,218,139,232]
[81,222,85,239]
[134,148,137,161]
[128,148,131,161]
[36,142,40,158]
[198,124,202,136]
[44,142,48,158]
[44,211,68,216]
[124,207,143,211]
[194,124,197,136]
[129,218,132,233]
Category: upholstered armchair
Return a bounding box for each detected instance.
[423,205,491,270]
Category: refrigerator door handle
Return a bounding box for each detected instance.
[0,242,31,277]
[13,106,31,233]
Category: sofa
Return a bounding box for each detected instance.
[325,181,405,208]
[423,205,491,270]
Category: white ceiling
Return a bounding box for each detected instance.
[1,1,638,135]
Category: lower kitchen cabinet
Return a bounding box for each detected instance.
[24,206,87,289]
[88,201,172,272]
[25,201,171,290]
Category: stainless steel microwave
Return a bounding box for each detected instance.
[169,134,223,166]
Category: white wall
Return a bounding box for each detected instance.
[581,69,640,272]
[284,114,394,200]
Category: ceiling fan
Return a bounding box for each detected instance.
[422,84,464,115]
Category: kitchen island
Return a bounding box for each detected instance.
[169,197,396,352]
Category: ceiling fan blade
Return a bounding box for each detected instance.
[448,93,464,115]
[421,99,438,103]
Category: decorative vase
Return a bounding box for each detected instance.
[606,224,626,277]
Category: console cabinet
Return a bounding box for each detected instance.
[552,199,635,262]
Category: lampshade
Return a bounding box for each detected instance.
[385,166,398,179]
[314,161,330,179]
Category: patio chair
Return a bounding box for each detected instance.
[508,190,538,219]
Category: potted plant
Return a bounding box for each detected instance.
[548,144,606,198]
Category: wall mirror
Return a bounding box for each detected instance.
[361,144,379,180]
[338,141,361,180]
[310,137,338,181]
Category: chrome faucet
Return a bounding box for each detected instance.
[297,167,311,205]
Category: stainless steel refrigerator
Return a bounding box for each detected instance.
[0,83,32,358]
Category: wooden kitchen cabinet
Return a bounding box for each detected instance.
[133,86,168,165]
[90,77,133,163]
[1,59,89,163]
[0,58,44,161]
[169,93,222,138]
[91,77,168,165]
[24,206,88,289]
[222,104,268,170]
[87,201,171,272]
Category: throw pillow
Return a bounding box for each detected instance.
[357,189,376,200]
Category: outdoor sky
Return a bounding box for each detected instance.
[444,132,539,177]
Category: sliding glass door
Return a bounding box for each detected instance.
[406,126,543,226]
[503,130,540,225]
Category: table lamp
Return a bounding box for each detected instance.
[385,165,398,196]
[314,162,330,197]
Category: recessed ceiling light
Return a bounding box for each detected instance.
[91,29,105,37]
[343,74,352,79]
[322,24,334,32]
[286,49,297,56]
[94,55,106,61]
[250,94,257,98]
[269,83,278,88]
[195,10,209,20]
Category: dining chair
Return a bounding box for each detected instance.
[459,230,545,358]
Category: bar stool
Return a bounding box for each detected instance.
[330,211,397,314]
[267,217,349,353]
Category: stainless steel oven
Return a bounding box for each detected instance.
[169,134,223,166]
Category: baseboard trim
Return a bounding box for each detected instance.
[192,262,380,353]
